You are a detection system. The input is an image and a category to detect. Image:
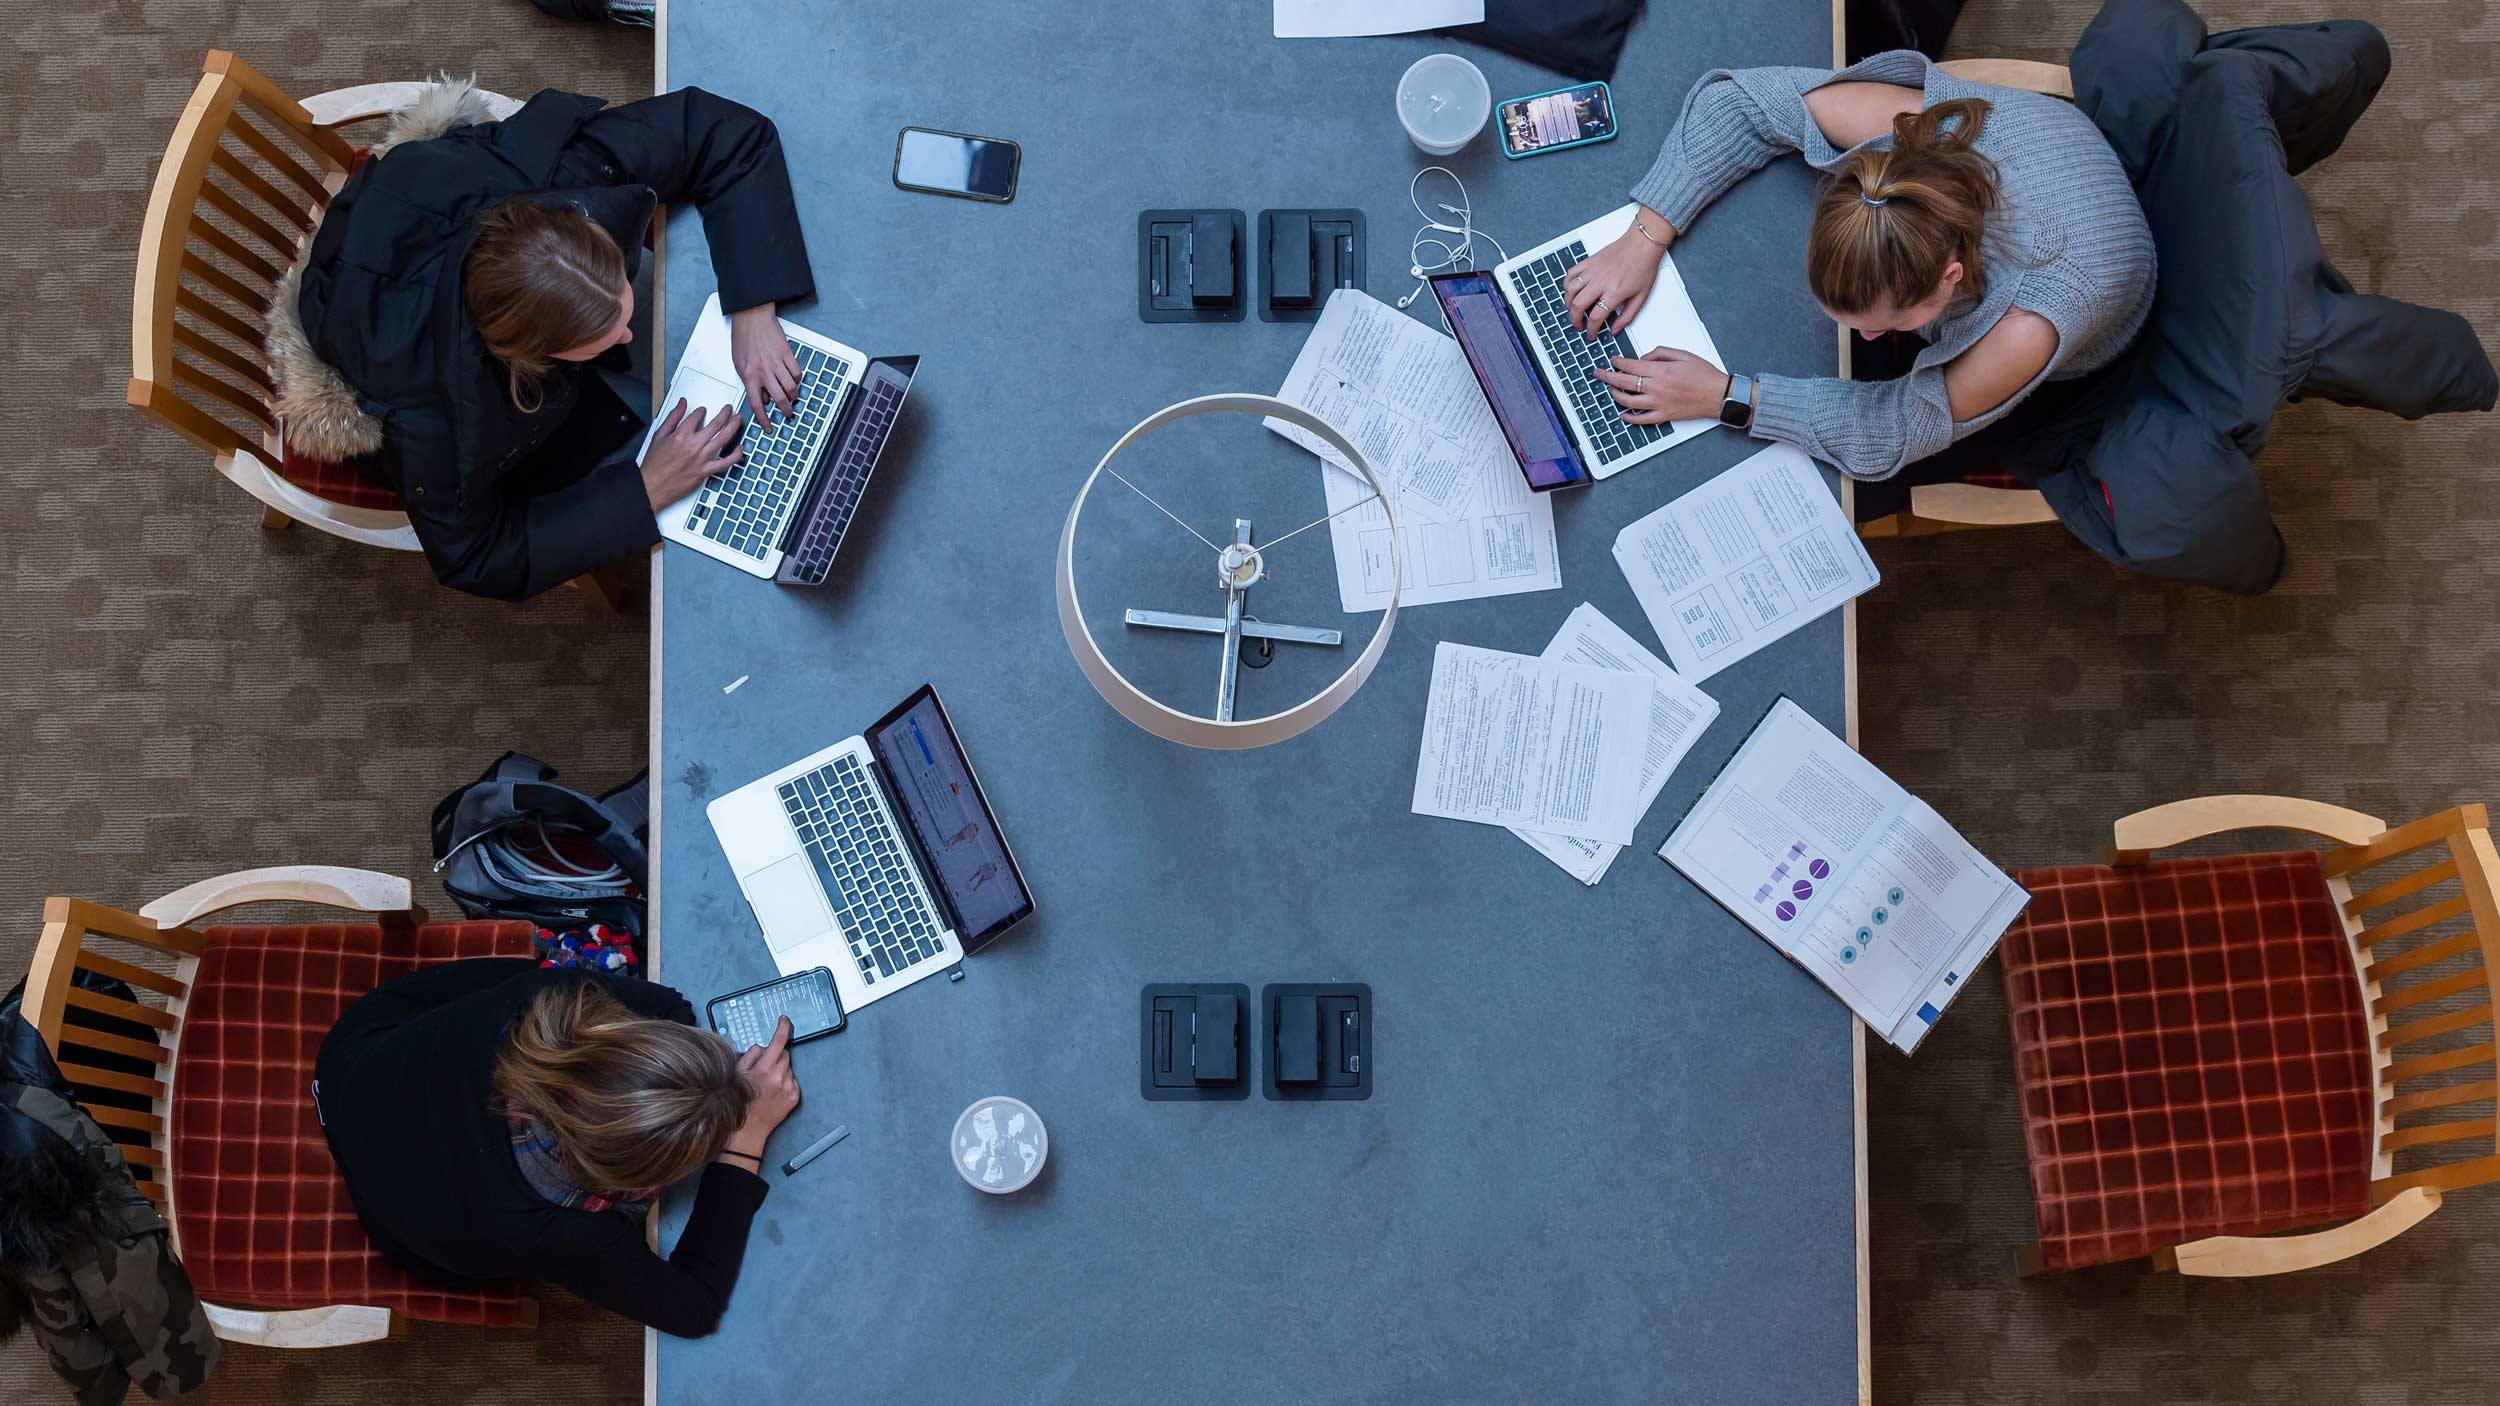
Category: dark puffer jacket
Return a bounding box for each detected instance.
[295,87,815,600]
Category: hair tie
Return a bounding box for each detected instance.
[1860,194,1889,208]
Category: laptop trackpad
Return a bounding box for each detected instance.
[745,855,832,949]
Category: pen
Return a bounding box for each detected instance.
[781,1124,849,1176]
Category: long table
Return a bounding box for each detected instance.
[648,3,1864,1399]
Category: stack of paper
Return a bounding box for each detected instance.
[1509,604,1720,885]
[1410,641,1654,845]
[1270,290,1562,613]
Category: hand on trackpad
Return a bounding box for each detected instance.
[744,855,831,948]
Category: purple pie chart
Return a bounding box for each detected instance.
[1792,880,1814,900]
[1774,900,1797,922]
[1808,858,1830,879]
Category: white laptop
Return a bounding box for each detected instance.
[706,685,1034,1013]
[1447,203,1728,483]
[645,293,870,579]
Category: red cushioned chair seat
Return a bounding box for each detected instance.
[277,441,403,511]
[171,919,535,1324]
[1999,852,2376,1271]
[1958,466,2025,491]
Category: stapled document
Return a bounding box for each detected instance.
[1413,641,1652,845]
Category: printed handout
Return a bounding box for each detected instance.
[1274,0,1482,37]
[1511,604,1721,885]
[1270,290,1562,613]
[1612,443,1878,680]
[1413,642,1653,846]
[1659,698,2029,1053]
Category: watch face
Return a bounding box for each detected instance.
[1718,375,1752,428]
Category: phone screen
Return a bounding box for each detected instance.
[1499,83,1616,157]
[894,129,1019,201]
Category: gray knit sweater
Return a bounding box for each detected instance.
[1630,51,2156,480]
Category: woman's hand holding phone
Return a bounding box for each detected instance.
[1564,206,1676,340]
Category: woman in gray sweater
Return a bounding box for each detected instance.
[1566,52,2155,482]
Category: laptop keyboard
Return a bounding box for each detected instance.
[1512,241,1670,468]
[776,753,943,988]
[780,372,905,586]
[682,340,853,561]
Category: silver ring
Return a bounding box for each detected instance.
[1594,298,1613,313]
[1635,377,1646,393]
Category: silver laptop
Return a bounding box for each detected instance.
[1487,203,1731,480]
[645,292,903,580]
[706,686,1034,1012]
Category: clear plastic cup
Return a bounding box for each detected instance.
[952,1095,1047,1194]
[1397,54,1491,156]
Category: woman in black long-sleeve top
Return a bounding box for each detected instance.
[312,960,799,1337]
[294,87,816,600]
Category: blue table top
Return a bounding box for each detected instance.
[653,5,1855,1399]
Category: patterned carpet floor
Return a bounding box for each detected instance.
[2,0,2494,1402]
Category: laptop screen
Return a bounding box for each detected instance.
[1429,271,1590,490]
[866,687,1033,954]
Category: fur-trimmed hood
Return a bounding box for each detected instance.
[267,76,503,461]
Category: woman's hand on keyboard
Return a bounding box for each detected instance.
[1565,208,1674,340]
[729,302,800,432]
[642,397,745,511]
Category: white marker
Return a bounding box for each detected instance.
[781,1124,849,1176]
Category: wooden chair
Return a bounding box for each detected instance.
[1855,58,2066,541]
[25,867,541,1346]
[1996,796,2500,1276]
[126,53,627,606]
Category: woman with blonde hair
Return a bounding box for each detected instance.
[1563,52,2155,502]
[314,962,799,1337]
[295,86,814,600]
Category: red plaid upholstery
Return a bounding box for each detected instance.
[2000,853,2376,1270]
[171,919,535,1323]
[277,441,402,511]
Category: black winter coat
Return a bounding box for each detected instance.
[296,88,815,601]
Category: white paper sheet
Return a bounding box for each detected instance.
[1511,604,1721,885]
[1274,0,1482,38]
[1269,290,1562,613]
[1612,443,1879,681]
[1659,698,2030,1053]
[1413,642,1653,845]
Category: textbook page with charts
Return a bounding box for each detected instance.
[1659,698,2030,1053]
[1413,642,1653,846]
[1612,443,1878,681]
[1268,289,1562,613]
[1511,603,1720,886]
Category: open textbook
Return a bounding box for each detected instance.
[1613,443,1877,681]
[1268,290,1562,612]
[1511,604,1719,885]
[1659,698,2030,1053]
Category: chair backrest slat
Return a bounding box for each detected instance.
[124,378,248,460]
[179,248,269,321]
[206,145,314,235]
[63,986,177,1033]
[190,217,283,287]
[196,179,298,265]
[171,321,276,398]
[170,358,278,434]
[82,1102,166,1137]
[174,285,267,352]
[226,110,333,205]
[57,1060,168,1101]
[58,1024,174,1067]
[2324,809,2500,1205]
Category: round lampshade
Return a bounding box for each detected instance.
[1054,393,1400,750]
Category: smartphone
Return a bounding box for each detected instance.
[707,967,845,1048]
[1498,81,1618,160]
[893,127,1020,204]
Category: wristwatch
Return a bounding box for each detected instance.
[1718,372,1757,431]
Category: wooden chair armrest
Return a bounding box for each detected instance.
[204,1302,397,1348]
[299,82,522,131]
[141,866,416,928]
[2107,795,2386,866]
[2155,1187,2439,1276]
[1906,482,2059,527]
[1935,58,2074,98]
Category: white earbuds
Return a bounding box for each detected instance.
[1395,167,1510,310]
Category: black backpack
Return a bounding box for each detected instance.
[429,753,649,939]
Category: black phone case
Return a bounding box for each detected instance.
[707,968,846,1044]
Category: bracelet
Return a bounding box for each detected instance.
[719,1149,762,1166]
[1629,215,1670,249]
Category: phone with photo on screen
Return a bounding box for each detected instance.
[892,127,1020,203]
[1498,81,1618,159]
